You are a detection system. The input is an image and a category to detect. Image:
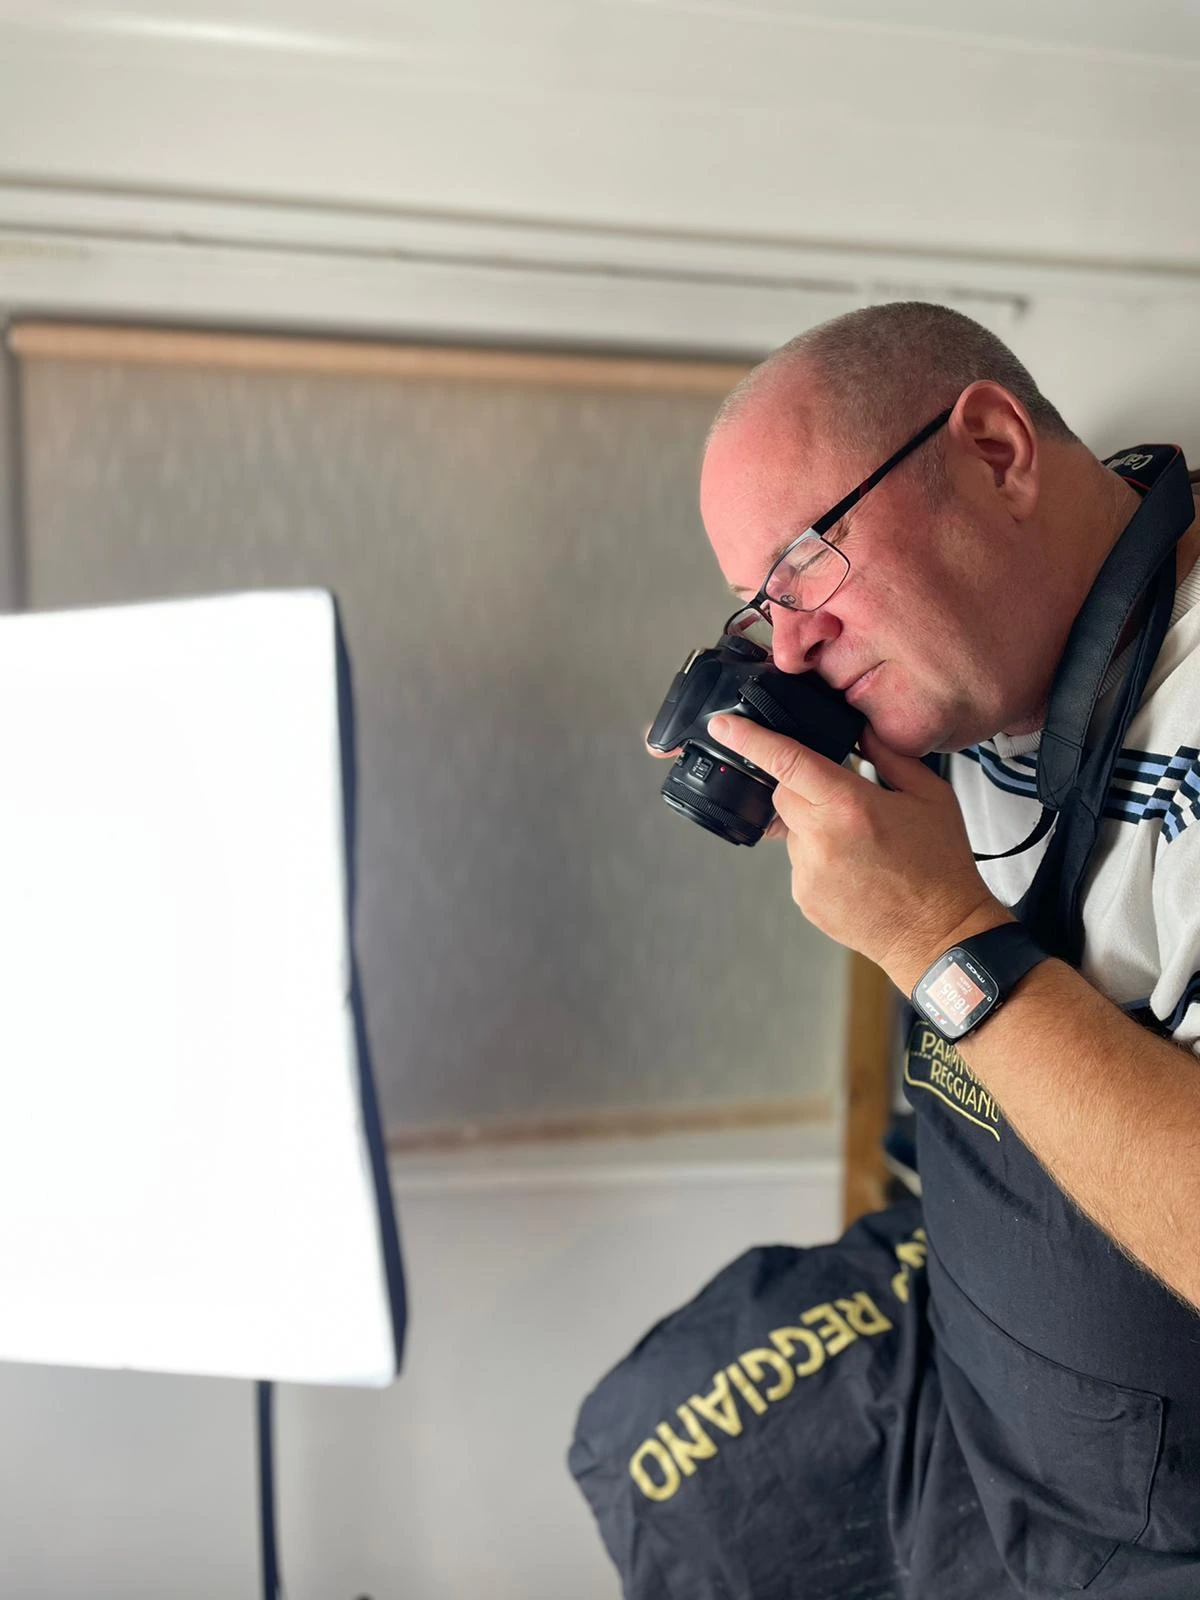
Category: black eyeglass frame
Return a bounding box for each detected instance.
[722,406,953,638]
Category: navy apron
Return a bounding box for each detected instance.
[570,444,1200,1598]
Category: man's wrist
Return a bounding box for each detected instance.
[886,900,1016,996]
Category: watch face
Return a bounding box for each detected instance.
[914,947,1000,1041]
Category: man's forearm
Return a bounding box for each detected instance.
[703,709,1200,1307]
[891,933,1200,1312]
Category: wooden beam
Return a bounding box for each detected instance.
[7,321,751,394]
[841,952,895,1227]
[387,1094,833,1156]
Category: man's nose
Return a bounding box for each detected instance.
[770,606,840,674]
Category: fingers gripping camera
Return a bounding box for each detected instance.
[647,633,865,846]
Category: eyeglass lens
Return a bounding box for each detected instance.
[725,607,775,650]
[763,534,850,613]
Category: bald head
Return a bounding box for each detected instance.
[710,301,1076,490]
[699,365,840,554]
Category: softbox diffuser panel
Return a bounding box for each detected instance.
[0,589,404,1385]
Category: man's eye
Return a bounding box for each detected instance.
[791,544,833,577]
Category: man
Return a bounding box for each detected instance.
[571,303,1200,1597]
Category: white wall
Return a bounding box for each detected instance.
[2,0,1200,391]
[2,0,1200,267]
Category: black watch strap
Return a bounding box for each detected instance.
[911,923,1048,1043]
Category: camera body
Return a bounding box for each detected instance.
[647,633,866,845]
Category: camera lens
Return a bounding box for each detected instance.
[660,743,776,846]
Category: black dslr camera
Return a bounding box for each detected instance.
[647,631,865,846]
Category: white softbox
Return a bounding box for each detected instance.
[0,589,405,1386]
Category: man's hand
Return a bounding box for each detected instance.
[708,716,1010,988]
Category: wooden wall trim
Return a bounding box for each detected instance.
[387,1095,834,1156]
[841,953,895,1227]
[6,321,751,394]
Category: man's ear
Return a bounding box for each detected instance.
[948,380,1038,517]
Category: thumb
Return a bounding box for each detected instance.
[860,726,943,795]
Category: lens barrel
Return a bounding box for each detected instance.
[660,743,776,846]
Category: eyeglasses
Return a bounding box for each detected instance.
[723,407,952,649]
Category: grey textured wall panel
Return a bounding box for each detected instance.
[18,354,848,1132]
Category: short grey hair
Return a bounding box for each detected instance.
[712,301,1076,495]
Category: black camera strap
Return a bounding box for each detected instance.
[976,444,1194,963]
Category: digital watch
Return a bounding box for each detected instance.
[911,923,1048,1043]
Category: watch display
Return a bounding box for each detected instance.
[913,947,1002,1041]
